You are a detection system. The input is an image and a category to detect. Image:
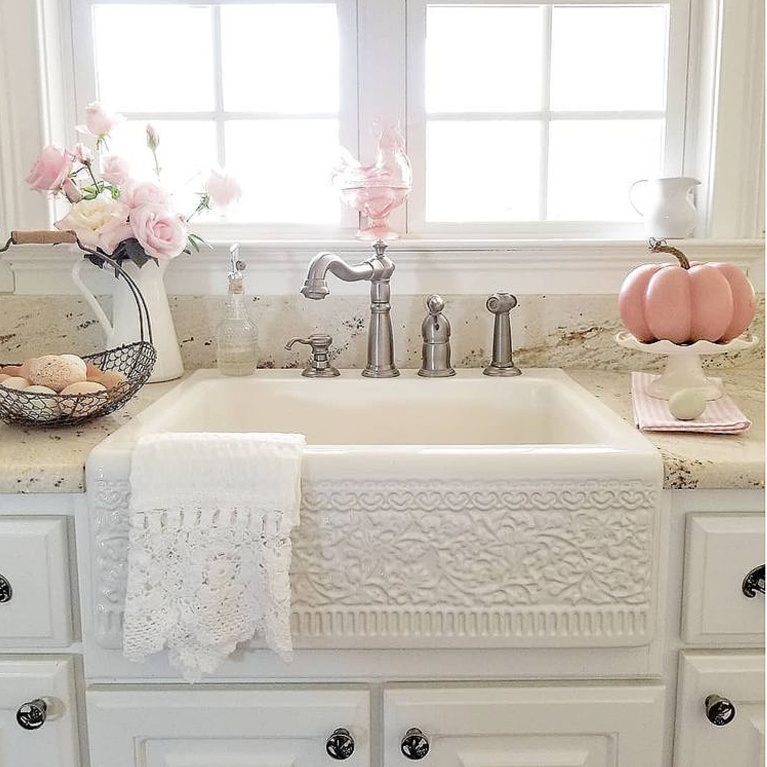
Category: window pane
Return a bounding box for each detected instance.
[221,4,339,113]
[547,119,664,221]
[225,120,340,223]
[105,120,218,214]
[550,6,669,111]
[92,5,215,112]
[426,6,544,113]
[426,121,541,222]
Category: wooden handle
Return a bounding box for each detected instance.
[11,230,77,245]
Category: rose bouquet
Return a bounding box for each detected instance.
[25,102,242,269]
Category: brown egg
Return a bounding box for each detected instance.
[85,362,104,381]
[29,355,86,392]
[0,374,9,383]
[19,359,35,379]
[0,376,30,390]
[59,381,108,416]
[98,370,128,390]
[0,365,23,377]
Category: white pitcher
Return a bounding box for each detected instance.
[629,177,700,239]
[72,258,184,383]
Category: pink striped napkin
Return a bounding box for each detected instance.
[631,372,751,434]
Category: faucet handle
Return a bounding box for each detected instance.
[285,334,340,378]
[485,292,517,314]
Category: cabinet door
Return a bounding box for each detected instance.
[0,659,80,767]
[675,651,764,767]
[88,687,369,767]
[385,684,665,767]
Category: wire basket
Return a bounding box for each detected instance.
[0,230,157,427]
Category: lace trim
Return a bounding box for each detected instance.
[123,505,295,680]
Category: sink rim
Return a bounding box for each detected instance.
[90,367,656,458]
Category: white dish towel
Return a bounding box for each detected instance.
[123,432,306,680]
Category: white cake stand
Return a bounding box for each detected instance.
[615,331,758,400]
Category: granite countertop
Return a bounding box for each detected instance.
[0,368,762,494]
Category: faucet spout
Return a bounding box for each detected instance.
[300,252,375,300]
[300,241,399,378]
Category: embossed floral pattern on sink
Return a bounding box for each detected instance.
[87,369,661,651]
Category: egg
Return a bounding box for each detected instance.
[18,359,35,379]
[0,374,9,383]
[669,388,707,421]
[23,385,61,421]
[0,365,23,377]
[85,362,104,382]
[59,381,108,416]
[0,376,30,390]
[98,370,128,390]
[60,354,87,376]
[29,355,86,392]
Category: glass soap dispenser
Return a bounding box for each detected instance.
[216,243,257,376]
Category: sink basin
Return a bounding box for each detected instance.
[86,368,661,654]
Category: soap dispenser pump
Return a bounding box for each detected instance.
[216,244,257,376]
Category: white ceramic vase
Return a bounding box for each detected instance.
[629,177,700,239]
[72,257,184,383]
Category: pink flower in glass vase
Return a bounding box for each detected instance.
[130,204,188,260]
[204,168,243,210]
[100,155,131,186]
[25,146,73,193]
[122,180,169,209]
[76,102,125,140]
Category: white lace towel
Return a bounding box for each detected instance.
[123,432,305,679]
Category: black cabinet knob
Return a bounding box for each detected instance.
[0,572,11,603]
[742,565,765,598]
[16,699,48,731]
[705,694,736,726]
[401,728,430,760]
[326,728,355,760]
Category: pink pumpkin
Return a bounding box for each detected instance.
[619,243,756,344]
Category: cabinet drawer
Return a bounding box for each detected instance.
[385,683,665,767]
[683,514,764,644]
[675,651,764,767]
[0,658,80,767]
[0,518,72,646]
[88,687,370,767]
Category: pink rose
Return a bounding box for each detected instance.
[73,142,92,164]
[130,204,187,260]
[100,155,131,186]
[76,102,124,138]
[204,167,243,210]
[26,146,72,193]
[121,180,169,208]
[62,178,82,203]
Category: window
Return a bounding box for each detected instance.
[407,0,689,236]
[72,0,358,229]
[70,0,690,238]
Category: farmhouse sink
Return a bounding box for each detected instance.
[86,369,662,653]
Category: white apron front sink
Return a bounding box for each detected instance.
[87,368,662,653]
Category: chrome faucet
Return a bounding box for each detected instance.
[300,240,399,378]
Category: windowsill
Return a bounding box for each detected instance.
[2,237,763,296]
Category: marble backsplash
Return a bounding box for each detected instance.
[0,293,763,372]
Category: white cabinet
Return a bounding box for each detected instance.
[675,651,765,767]
[87,687,370,767]
[0,517,72,646]
[683,514,765,644]
[0,658,80,767]
[384,684,666,767]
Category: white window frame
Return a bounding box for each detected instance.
[69,0,361,239]
[405,0,691,238]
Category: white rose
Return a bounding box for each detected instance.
[55,193,129,249]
